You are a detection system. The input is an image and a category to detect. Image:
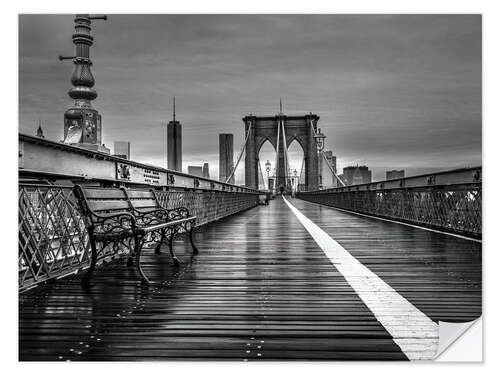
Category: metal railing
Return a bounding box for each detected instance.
[19,183,259,292]
[297,167,481,239]
[19,133,260,193]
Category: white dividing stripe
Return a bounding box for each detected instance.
[283,196,438,361]
[304,199,481,243]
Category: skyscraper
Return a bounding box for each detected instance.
[219,133,234,184]
[386,169,405,180]
[188,166,203,178]
[322,150,337,187]
[167,97,182,172]
[342,165,372,185]
[36,120,45,139]
[203,163,210,179]
[113,141,131,160]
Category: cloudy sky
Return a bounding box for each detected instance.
[19,14,481,183]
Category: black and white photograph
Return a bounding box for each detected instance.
[14,5,489,365]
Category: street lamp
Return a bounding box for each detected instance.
[265,160,271,191]
[313,128,326,152]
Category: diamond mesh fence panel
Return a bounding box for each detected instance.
[19,184,259,291]
[19,185,90,290]
[297,185,481,238]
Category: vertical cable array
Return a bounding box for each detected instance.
[321,151,345,187]
[281,118,291,188]
[274,117,281,185]
[258,162,266,190]
[308,118,345,187]
[226,120,252,184]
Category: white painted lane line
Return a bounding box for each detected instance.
[302,199,481,243]
[283,196,438,361]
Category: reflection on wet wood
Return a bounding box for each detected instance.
[19,198,481,361]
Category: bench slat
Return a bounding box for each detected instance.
[81,188,127,199]
[87,200,130,212]
[127,190,155,199]
[131,199,159,208]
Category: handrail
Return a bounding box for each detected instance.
[19,133,267,194]
[303,166,481,193]
[297,166,482,239]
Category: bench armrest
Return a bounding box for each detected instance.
[89,211,137,235]
[133,207,191,224]
[165,207,191,220]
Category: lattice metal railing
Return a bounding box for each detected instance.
[19,184,259,291]
[297,185,481,238]
[19,185,90,290]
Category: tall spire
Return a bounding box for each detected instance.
[36,119,45,139]
[173,96,176,122]
[167,96,182,172]
[279,98,283,114]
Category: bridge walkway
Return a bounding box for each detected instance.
[19,197,481,361]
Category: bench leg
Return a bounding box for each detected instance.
[134,235,150,285]
[168,235,181,266]
[155,230,165,255]
[189,226,199,255]
[81,237,98,290]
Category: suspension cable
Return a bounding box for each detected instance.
[281,118,290,183]
[299,158,305,183]
[225,121,252,183]
[258,161,266,190]
[321,151,345,187]
[274,117,281,185]
[308,118,345,187]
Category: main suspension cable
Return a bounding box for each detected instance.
[308,118,345,187]
[274,117,281,185]
[281,118,290,183]
[321,150,345,187]
[225,120,252,184]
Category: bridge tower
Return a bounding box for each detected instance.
[59,14,109,154]
[243,107,320,192]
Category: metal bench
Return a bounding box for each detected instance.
[73,185,198,289]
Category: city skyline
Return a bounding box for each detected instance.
[19,14,481,182]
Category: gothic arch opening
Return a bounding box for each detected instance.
[258,139,276,190]
[287,139,304,192]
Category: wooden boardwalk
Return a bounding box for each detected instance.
[19,197,481,361]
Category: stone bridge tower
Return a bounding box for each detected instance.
[243,111,320,191]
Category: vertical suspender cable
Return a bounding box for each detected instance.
[258,162,266,190]
[281,118,290,184]
[321,151,345,187]
[225,121,252,184]
[274,117,281,185]
[308,118,345,187]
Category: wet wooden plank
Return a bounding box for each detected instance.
[19,198,481,361]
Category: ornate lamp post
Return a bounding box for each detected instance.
[265,160,271,178]
[59,14,109,153]
[313,128,326,189]
[291,169,298,195]
[265,160,272,191]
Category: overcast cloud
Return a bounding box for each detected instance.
[19,14,481,182]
